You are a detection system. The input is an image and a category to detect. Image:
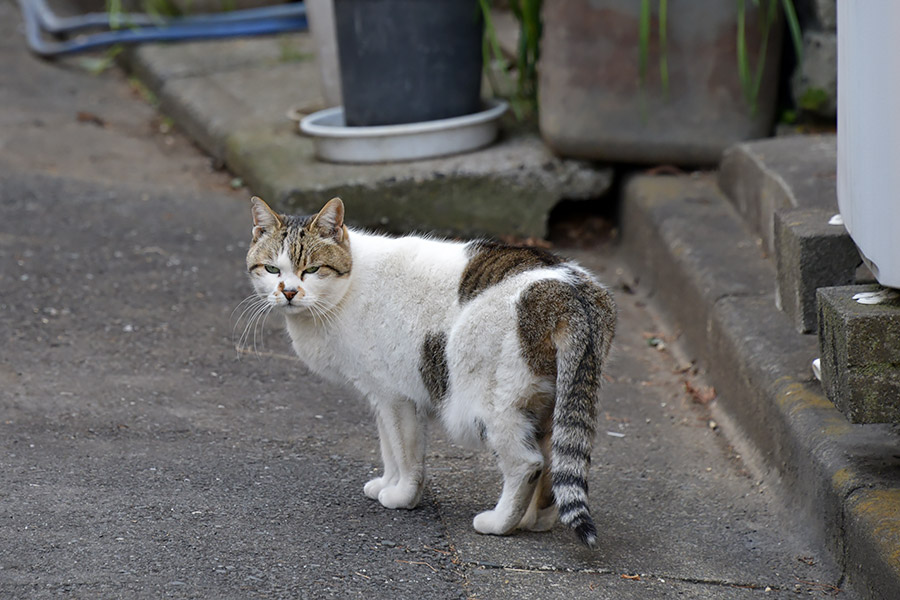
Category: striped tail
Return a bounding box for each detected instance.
[550,282,615,547]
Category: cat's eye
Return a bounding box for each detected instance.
[264,265,280,274]
[304,266,320,274]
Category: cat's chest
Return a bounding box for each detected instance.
[283,236,469,395]
[284,318,353,373]
[284,310,431,396]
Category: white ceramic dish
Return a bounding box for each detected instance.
[299,99,508,164]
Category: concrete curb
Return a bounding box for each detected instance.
[621,173,900,599]
[718,135,838,254]
[123,35,613,239]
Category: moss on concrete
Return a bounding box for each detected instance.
[817,285,900,424]
[224,124,612,240]
[279,174,556,239]
[846,489,900,598]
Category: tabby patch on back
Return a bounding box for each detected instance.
[243,196,616,547]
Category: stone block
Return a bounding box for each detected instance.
[810,0,837,30]
[718,135,836,253]
[774,208,859,333]
[817,284,900,423]
[791,30,837,119]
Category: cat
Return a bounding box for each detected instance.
[244,196,616,547]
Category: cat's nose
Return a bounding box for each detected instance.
[283,289,298,302]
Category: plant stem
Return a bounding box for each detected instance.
[639,0,650,86]
[780,0,803,62]
[658,0,668,96]
[737,0,750,105]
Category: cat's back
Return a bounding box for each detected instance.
[349,231,470,301]
[349,232,607,320]
[457,240,569,303]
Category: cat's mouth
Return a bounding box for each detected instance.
[279,302,308,315]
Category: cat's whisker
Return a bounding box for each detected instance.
[253,303,275,356]
[230,293,261,321]
[235,311,258,358]
[321,306,340,330]
[234,306,264,352]
[307,303,325,328]
[233,308,255,356]
[308,303,337,330]
[312,299,341,329]
[233,297,264,333]
[232,295,266,333]
[235,300,270,359]
[248,303,272,356]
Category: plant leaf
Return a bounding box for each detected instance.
[780,0,804,62]
[658,0,668,96]
[639,0,650,85]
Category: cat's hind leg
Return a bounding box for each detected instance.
[369,398,426,510]
[518,434,558,532]
[518,468,559,531]
[473,417,544,536]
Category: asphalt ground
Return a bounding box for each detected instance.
[0,171,849,598]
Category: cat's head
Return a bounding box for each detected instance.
[246,197,352,317]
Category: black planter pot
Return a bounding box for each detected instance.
[333,0,484,127]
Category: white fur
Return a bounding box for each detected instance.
[251,228,573,532]
[282,232,470,398]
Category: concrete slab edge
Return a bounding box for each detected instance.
[621,174,900,599]
[718,142,794,254]
[123,45,614,240]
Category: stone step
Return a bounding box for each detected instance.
[718,135,839,253]
[718,135,867,333]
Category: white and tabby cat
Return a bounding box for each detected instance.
[244,197,616,546]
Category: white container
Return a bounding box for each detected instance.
[837,1,900,287]
[299,100,508,164]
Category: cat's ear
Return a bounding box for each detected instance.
[250,196,283,241]
[310,197,346,243]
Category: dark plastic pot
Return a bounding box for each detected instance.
[333,0,483,127]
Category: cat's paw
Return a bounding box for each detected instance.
[377,483,421,510]
[519,505,558,532]
[473,510,516,536]
[364,477,391,500]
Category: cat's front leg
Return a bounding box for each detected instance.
[364,409,400,499]
[368,398,426,510]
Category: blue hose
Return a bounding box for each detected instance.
[27,0,307,34]
[18,0,308,57]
